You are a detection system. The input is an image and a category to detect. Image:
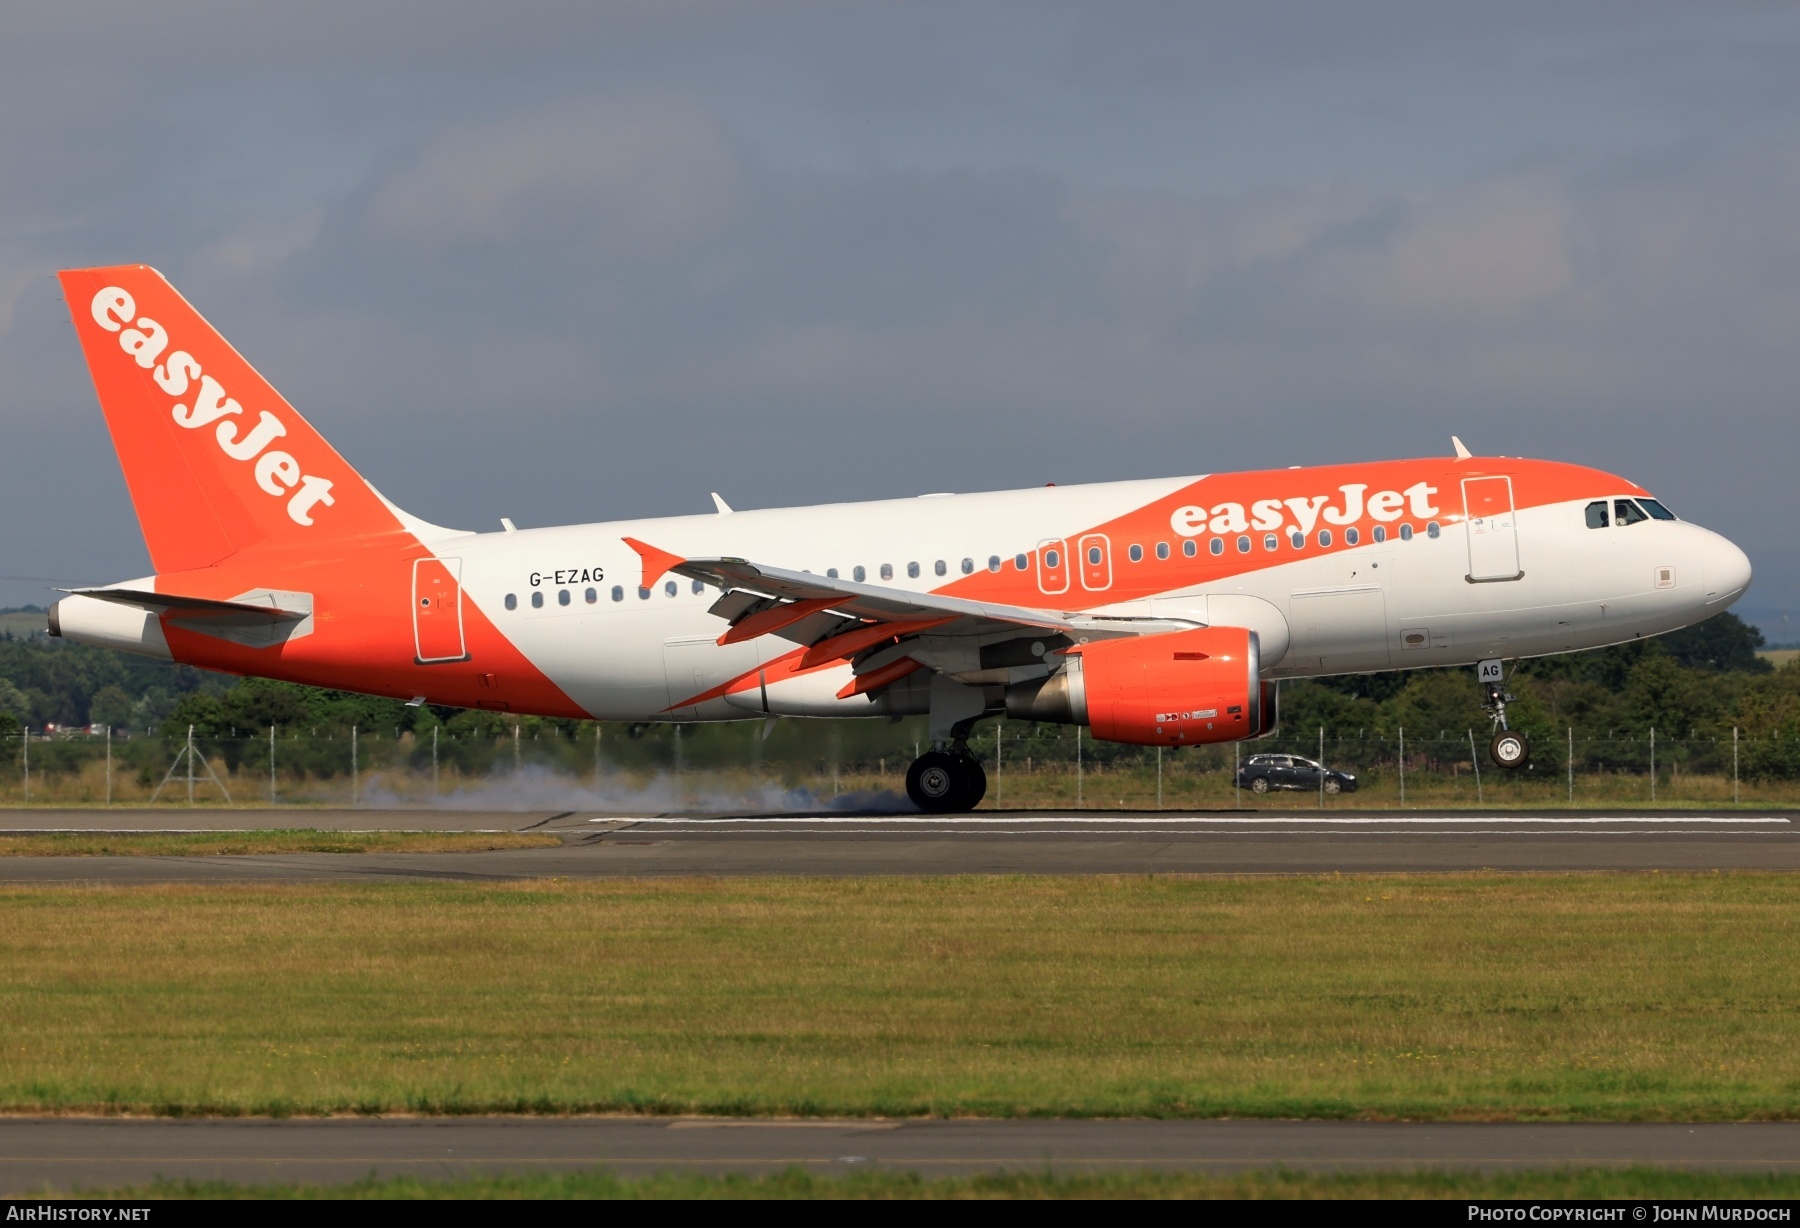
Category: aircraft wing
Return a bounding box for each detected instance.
[623,538,1191,685]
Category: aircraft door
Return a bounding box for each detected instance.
[412,557,468,663]
[1463,476,1522,581]
[1037,539,1070,596]
[1078,534,1113,591]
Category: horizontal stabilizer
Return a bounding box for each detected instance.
[63,587,311,625]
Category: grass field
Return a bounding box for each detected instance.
[2,873,1799,1119]
[0,831,558,856]
[106,1167,1800,1200]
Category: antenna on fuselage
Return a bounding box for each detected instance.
[711,493,734,515]
[1451,436,1473,460]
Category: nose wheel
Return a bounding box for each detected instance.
[1478,658,1529,771]
[906,750,988,813]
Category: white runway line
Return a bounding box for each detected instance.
[598,815,1792,826]
[601,821,1800,831]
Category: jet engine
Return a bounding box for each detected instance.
[1005,625,1263,746]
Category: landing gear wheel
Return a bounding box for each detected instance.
[1490,730,1529,771]
[958,758,988,810]
[907,752,962,813]
[907,752,986,813]
[1250,777,1270,795]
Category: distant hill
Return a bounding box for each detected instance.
[0,607,46,639]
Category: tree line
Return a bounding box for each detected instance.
[0,608,1793,770]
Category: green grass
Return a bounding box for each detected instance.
[3,874,1800,1119]
[104,1166,1800,1199]
[0,830,558,856]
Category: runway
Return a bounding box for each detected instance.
[1,1117,1797,1190]
[0,808,1794,880]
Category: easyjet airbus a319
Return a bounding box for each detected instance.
[47,265,1753,810]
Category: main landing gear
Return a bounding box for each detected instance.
[1479,658,1529,771]
[906,749,988,813]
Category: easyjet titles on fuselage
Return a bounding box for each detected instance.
[1169,481,1441,539]
[87,285,337,528]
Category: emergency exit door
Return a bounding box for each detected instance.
[1462,476,1522,582]
[412,557,468,663]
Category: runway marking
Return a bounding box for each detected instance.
[600,816,1791,826]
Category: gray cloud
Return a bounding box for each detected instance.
[1,2,1797,622]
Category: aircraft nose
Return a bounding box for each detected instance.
[1702,533,1753,607]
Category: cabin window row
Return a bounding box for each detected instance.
[504,579,707,610]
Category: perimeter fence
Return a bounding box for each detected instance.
[3,719,1797,809]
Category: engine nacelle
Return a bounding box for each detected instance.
[1006,625,1262,747]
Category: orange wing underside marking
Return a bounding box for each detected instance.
[719,596,840,645]
[799,617,953,669]
[836,657,923,699]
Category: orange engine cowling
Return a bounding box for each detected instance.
[1069,625,1262,747]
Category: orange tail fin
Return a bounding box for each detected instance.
[59,265,405,573]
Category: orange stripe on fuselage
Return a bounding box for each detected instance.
[929,456,1635,609]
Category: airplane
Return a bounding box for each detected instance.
[45,264,1754,811]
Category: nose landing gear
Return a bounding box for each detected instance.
[1479,658,1529,770]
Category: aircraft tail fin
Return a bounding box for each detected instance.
[58,265,408,573]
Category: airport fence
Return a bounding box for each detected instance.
[2,719,1797,808]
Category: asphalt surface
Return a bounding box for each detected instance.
[4,1118,1799,1190]
[0,807,1793,880]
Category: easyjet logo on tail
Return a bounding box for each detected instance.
[89,287,336,527]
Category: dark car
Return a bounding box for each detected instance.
[1235,753,1358,795]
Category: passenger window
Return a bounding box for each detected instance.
[1236,535,1250,554]
[1128,544,1143,562]
[880,563,893,580]
[827,568,839,579]
[664,580,678,597]
[935,560,947,576]
[611,586,623,602]
[1014,554,1029,570]
[1639,498,1677,521]
[987,555,1001,573]
[558,589,570,606]
[1615,499,1649,527]
[585,587,597,604]
[1209,538,1223,556]
[504,593,517,611]
[1156,542,1170,560]
[1585,501,1610,529]
[853,565,866,583]
[1263,534,1278,552]
[531,591,544,609]
[637,587,650,600]
[1087,546,1102,565]
[1399,524,1414,541]
[692,580,705,594]
[1184,540,1198,557]
[1426,521,1441,538]
[961,558,974,575]
[1345,527,1359,546]
[1290,531,1304,549]
[1045,549,1060,568]
[908,562,920,579]
[1373,525,1387,544]
[1318,530,1331,547]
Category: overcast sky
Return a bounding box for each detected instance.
[3,2,1798,627]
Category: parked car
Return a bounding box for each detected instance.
[1235,753,1359,795]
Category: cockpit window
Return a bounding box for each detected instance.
[1614,498,1649,527]
[1585,501,1610,529]
[1638,498,1677,521]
